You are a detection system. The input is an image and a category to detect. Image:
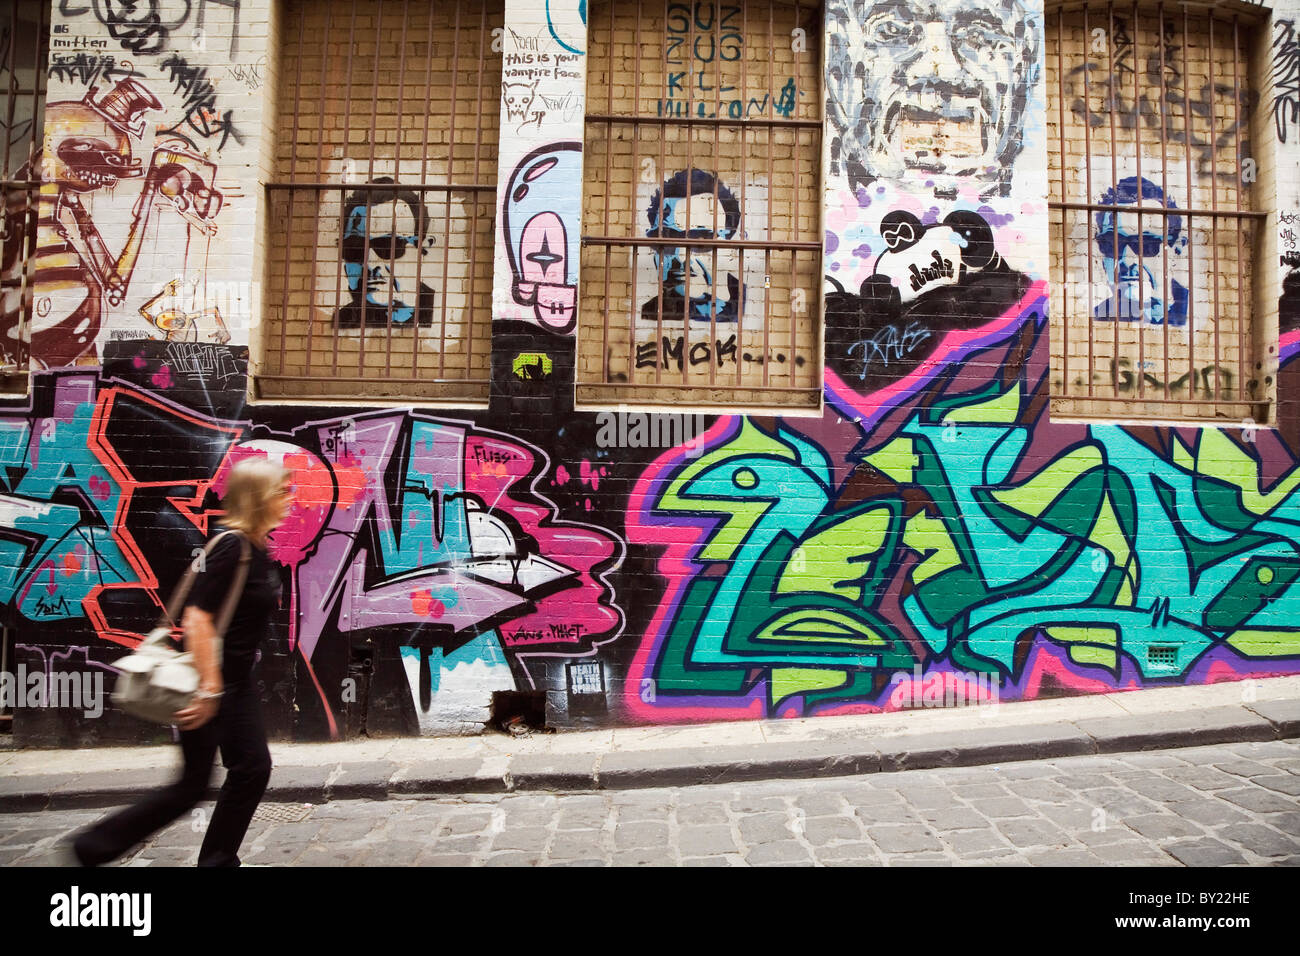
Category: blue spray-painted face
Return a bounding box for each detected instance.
[1094,177,1188,327]
[649,193,736,320]
[342,200,424,323]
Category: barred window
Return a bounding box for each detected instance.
[1047,1,1271,423]
[579,0,823,409]
[259,0,502,402]
[1,0,48,392]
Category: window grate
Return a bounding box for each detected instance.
[0,0,48,392]
[1047,2,1268,423]
[258,0,502,402]
[578,0,823,409]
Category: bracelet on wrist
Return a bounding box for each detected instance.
[194,689,223,701]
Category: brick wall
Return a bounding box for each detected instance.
[259,0,501,402]
[4,0,1300,745]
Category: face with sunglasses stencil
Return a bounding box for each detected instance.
[335,178,436,329]
[1093,176,1188,327]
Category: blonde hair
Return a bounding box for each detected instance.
[220,459,290,539]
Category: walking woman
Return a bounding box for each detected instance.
[71,459,292,867]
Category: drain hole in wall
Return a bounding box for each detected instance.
[1147,645,1178,668]
[490,691,550,736]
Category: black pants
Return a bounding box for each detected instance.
[73,680,272,867]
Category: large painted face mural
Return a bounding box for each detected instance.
[826,0,1039,194]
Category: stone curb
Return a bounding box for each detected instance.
[2,704,1297,812]
[1072,705,1279,754]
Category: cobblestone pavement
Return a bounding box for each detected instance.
[3,740,1298,866]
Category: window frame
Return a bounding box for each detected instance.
[575,0,826,413]
[1045,0,1276,426]
[254,0,503,405]
[0,0,49,395]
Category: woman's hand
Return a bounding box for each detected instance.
[174,693,220,730]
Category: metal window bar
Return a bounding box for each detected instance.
[260,0,502,402]
[0,0,47,391]
[1048,2,1266,421]
[579,0,822,408]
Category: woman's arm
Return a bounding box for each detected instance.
[173,605,222,730]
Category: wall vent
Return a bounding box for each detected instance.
[1147,645,1178,668]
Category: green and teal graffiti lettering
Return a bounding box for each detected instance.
[0,389,135,622]
[647,381,1300,713]
[653,420,915,712]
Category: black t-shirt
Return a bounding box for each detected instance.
[187,532,282,684]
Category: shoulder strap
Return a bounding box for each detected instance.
[212,533,252,640]
[156,530,252,636]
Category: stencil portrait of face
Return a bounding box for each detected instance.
[346,201,419,310]
[335,179,436,330]
[1093,176,1189,327]
[644,168,743,324]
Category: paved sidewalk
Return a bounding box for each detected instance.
[2,678,1298,811]
[8,740,1300,866]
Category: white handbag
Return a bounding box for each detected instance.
[112,531,251,725]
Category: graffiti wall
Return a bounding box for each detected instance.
[628,317,1300,718]
[3,364,623,739]
[622,0,1300,721]
[17,0,262,370]
[5,0,1300,745]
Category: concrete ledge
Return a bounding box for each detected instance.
[599,740,882,789]
[0,789,51,812]
[0,773,79,811]
[1246,699,1300,737]
[876,722,1095,772]
[389,759,506,795]
[705,741,883,785]
[48,769,174,810]
[2,688,1296,809]
[264,764,334,803]
[1072,705,1279,753]
[598,747,723,789]
[327,761,398,800]
[507,753,599,791]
